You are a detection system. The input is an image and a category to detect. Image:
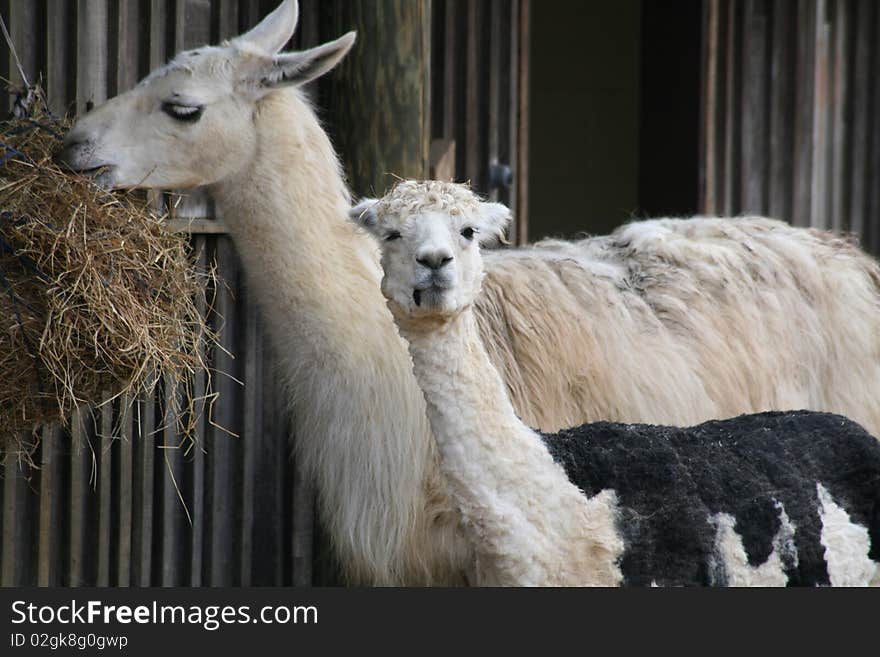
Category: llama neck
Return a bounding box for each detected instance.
[209,89,457,585]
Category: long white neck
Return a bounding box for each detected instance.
[209,89,465,585]
[399,307,624,586]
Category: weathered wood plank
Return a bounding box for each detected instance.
[2,447,35,586]
[847,0,872,239]
[768,0,796,222]
[76,0,109,112]
[829,0,849,232]
[207,236,242,586]
[700,0,721,214]
[161,374,186,586]
[133,392,156,586]
[37,425,64,586]
[239,296,261,586]
[742,0,769,213]
[809,0,831,229]
[68,409,94,586]
[515,0,530,244]
[188,235,209,586]
[46,0,76,116]
[722,0,743,216]
[116,395,134,586]
[324,0,431,196]
[792,0,817,227]
[96,399,114,586]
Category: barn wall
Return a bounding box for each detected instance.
[701,0,880,254]
[0,0,529,586]
[0,1,319,587]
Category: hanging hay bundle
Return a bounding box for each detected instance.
[0,94,214,455]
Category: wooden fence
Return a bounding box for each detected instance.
[0,0,529,586]
[701,0,880,253]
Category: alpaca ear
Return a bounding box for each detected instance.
[477,201,512,246]
[349,198,381,237]
[248,32,356,94]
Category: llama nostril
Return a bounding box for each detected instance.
[417,254,454,270]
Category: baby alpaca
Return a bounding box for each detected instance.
[351,181,880,586]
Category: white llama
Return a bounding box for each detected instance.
[351,180,880,587]
[59,0,880,585]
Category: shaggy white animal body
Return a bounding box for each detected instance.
[355,182,880,586]
[60,1,880,585]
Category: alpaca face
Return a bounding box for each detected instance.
[350,181,511,319]
[57,0,355,190]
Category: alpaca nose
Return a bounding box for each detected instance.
[416,250,453,270]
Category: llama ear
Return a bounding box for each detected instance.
[250,32,356,93]
[476,201,512,246]
[233,0,300,54]
[349,198,381,237]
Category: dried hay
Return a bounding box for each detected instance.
[0,91,215,459]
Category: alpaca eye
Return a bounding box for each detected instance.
[461,227,477,241]
[161,102,205,123]
[385,231,402,242]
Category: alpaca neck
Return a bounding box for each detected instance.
[400,308,520,438]
[400,307,623,586]
[208,89,458,585]
[400,308,536,477]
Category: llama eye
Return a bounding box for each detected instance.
[385,231,402,242]
[161,102,205,123]
[461,227,477,241]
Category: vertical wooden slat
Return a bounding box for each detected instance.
[848,0,872,239]
[133,394,156,586]
[150,0,170,69]
[291,454,315,586]
[207,236,241,586]
[213,0,240,42]
[297,0,320,47]
[809,0,831,229]
[742,0,769,214]
[96,400,114,586]
[464,1,482,189]
[4,0,41,87]
[868,1,880,255]
[177,0,212,51]
[829,0,851,232]
[68,409,93,586]
[792,0,817,227]
[188,235,209,586]
[768,0,795,221]
[239,301,261,586]
[116,395,134,586]
[37,425,64,586]
[442,0,457,140]
[700,0,717,214]
[722,1,743,215]
[515,0,530,244]
[259,351,288,585]
[46,0,76,116]
[2,450,34,586]
[161,374,186,586]
[76,0,109,112]
[504,0,519,219]
[486,0,502,202]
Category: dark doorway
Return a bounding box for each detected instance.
[528,0,703,241]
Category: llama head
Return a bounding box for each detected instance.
[57,0,355,190]
[350,181,511,319]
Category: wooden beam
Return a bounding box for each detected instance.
[323,0,431,197]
